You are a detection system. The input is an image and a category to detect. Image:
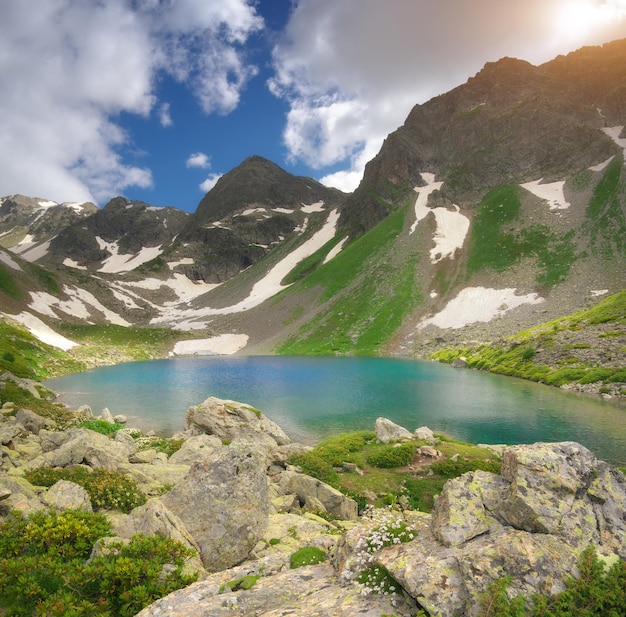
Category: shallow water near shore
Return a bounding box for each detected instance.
[45,356,626,466]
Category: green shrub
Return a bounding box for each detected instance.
[290,452,340,487]
[477,547,626,616]
[289,546,326,569]
[0,510,197,617]
[366,443,415,469]
[430,458,501,478]
[24,467,146,513]
[404,477,448,512]
[78,420,125,435]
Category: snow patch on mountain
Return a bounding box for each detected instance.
[520,179,570,210]
[151,209,341,329]
[95,237,163,273]
[589,155,615,172]
[29,285,130,326]
[602,126,626,158]
[409,173,469,262]
[170,334,249,356]
[2,311,77,350]
[301,201,325,213]
[0,250,21,270]
[418,287,544,330]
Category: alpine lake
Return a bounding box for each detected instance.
[45,355,626,467]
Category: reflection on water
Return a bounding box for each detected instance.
[45,356,626,466]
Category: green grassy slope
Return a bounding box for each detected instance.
[431,290,626,391]
[276,202,423,355]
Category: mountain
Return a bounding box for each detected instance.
[0,40,624,388]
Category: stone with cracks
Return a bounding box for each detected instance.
[43,479,92,512]
[161,441,270,572]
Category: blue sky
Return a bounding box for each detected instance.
[1,0,625,213]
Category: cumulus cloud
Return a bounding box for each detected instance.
[270,0,626,191]
[200,173,223,192]
[0,0,262,204]
[186,152,212,169]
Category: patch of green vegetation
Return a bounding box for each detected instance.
[0,263,23,300]
[138,436,184,456]
[357,564,400,595]
[24,467,147,513]
[282,234,346,284]
[0,319,85,381]
[466,185,522,276]
[585,157,626,257]
[432,291,626,388]
[366,443,415,468]
[477,547,626,616]
[289,431,500,512]
[0,509,197,617]
[289,546,326,569]
[571,168,593,191]
[78,420,124,435]
[466,186,578,288]
[278,204,422,355]
[220,574,261,592]
[29,262,61,295]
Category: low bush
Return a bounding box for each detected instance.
[477,547,626,616]
[78,420,125,435]
[366,443,415,469]
[24,467,146,513]
[430,458,501,478]
[0,510,197,617]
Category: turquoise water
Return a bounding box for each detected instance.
[45,356,626,465]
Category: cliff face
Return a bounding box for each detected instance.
[339,39,626,238]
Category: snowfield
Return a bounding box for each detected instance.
[170,334,249,356]
[418,286,544,330]
[409,173,469,263]
[3,311,77,350]
[520,179,570,210]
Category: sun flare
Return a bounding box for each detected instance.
[555,0,626,41]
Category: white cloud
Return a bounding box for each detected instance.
[187,152,212,169]
[200,173,223,192]
[271,0,626,192]
[0,0,263,204]
[159,103,173,127]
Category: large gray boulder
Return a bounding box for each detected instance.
[42,480,92,512]
[135,562,417,617]
[185,397,290,446]
[27,428,133,471]
[374,417,413,443]
[168,434,223,466]
[277,470,359,520]
[161,441,270,572]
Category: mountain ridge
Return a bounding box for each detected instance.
[0,39,624,394]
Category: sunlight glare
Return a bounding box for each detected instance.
[554,0,626,42]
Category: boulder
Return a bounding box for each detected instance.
[161,441,270,572]
[277,470,358,520]
[26,428,133,471]
[168,434,223,466]
[112,498,205,575]
[135,562,417,617]
[184,397,291,446]
[414,426,436,442]
[374,417,413,443]
[43,480,92,512]
[431,470,507,547]
[15,408,49,434]
[100,408,115,423]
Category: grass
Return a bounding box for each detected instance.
[585,156,626,257]
[465,185,577,288]
[289,431,501,513]
[432,291,626,388]
[277,204,423,355]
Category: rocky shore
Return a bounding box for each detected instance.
[1,389,625,616]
